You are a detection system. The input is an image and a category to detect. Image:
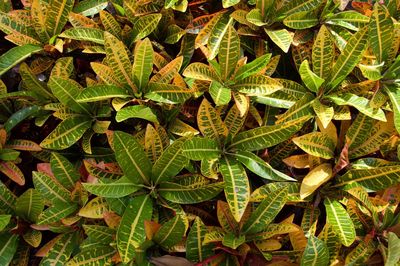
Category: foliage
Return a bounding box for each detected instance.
[0,0,399,265]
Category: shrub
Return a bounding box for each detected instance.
[0,0,399,265]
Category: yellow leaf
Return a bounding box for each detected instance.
[300,163,333,199]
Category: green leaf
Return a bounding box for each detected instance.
[32,171,71,203]
[327,93,386,121]
[0,181,16,214]
[40,116,92,150]
[326,27,368,90]
[299,60,324,93]
[116,105,158,123]
[186,217,214,262]
[152,138,189,184]
[45,0,74,37]
[283,10,319,30]
[5,106,40,134]
[114,131,152,185]
[77,85,131,102]
[386,232,400,266]
[42,232,77,265]
[37,202,78,225]
[229,116,309,151]
[312,100,334,129]
[234,53,272,81]
[223,232,245,249]
[73,0,108,16]
[325,11,369,31]
[0,44,42,76]
[48,76,92,115]
[66,246,115,266]
[159,175,224,204]
[83,225,114,244]
[15,188,43,223]
[324,198,356,247]
[209,81,231,106]
[132,14,162,42]
[243,187,288,234]
[384,85,400,134]
[232,75,283,96]
[183,62,220,81]
[0,233,18,265]
[82,176,141,198]
[146,82,192,104]
[0,214,11,230]
[276,93,315,123]
[19,63,55,100]
[59,27,105,44]
[265,29,293,53]
[234,151,296,181]
[153,215,185,248]
[182,137,222,161]
[370,3,393,63]
[312,25,334,80]
[293,132,335,159]
[220,156,250,222]
[219,25,240,80]
[133,38,154,90]
[117,195,152,263]
[50,153,80,191]
[278,0,322,17]
[207,14,233,60]
[335,165,400,191]
[300,235,329,266]
[345,240,376,265]
[104,32,136,90]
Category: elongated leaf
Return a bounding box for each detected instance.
[116,105,158,123]
[283,10,319,29]
[32,171,71,203]
[146,82,192,104]
[152,138,189,184]
[224,104,246,137]
[19,63,55,100]
[0,181,16,214]
[265,29,293,53]
[326,27,368,90]
[183,62,219,81]
[40,116,92,150]
[0,215,11,231]
[0,234,18,265]
[299,60,324,93]
[182,137,222,161]
[4,105,39,133]
[0,44,42,76]
[197,98,228,142]
[159,175,224,204]
[73,0,108,16]
[278,0,322,16]
[220,156,250,222]
[369,3,393,63]
[16,188,43,223]
[325,11,369,31]
[133,38,153,90]
[300,235,329,266]
[104,32,136,90]
[386,232,400,266]
[59,27,105,44]
[384,85,400,134]
[312,100,334,129]
[232,75,283,95]
[153,215,185,248]
[186,217,214,262]
[48,76,92,115]
[50,153,80,190]
[132,14,162,42]
[219,25,240,80]
[229,116,309,151]
[83,176,141,198]
[209,81,231,106]
[114,131,152,185]
[234,151,296,181]
[300,163,332,199]
[335,165,400,191]
[66,246,115,265]
[78,197,110,218]
[293,132,335,159]
[312,25,334,80]
[327,93,386,121]
[77,85,131,102]
[234,53,272,81]
[243,187,288,234]
[207,14,233,60]
[324,198,355,247]
[45,0,74,37]
[345,239,376,265]
[41,232,77,265]
[37,202,78,225]
[117,195,152,263]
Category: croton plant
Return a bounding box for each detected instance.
[0,0,400,265]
